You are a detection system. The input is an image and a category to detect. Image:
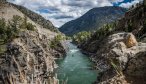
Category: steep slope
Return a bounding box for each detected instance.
[59,6,126,36]
[0,2,58,39]
[115,3,145,39]
[79,2,146,84]
[0,1,66,84]
[80,3,145,53]
[10,3,58,32]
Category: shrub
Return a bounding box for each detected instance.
[50,34,65,48]
[0,15,37,53]
[26,22,36,31]
[7,15,22,39]
[0,18,7,41]
[65,36,71,40]
[95,23,116,40]
[73,31,91,44]
[20,16,36,31]
[0,45,6,54]
[0,15,36,43]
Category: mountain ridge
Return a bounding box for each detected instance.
[59,6,127,36]
[79,1,146,84]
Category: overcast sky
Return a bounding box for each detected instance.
[9,0,143,27]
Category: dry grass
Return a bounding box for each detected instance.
[109,59,123,76]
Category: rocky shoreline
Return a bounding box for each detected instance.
[79,32,146,84]
[0,1,67,83]
[0,30,67,84]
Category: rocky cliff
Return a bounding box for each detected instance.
[0,1,66,84]
[92,32,146,84]
[115,2,145,39]
[79,1,146,84]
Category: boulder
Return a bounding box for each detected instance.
[90,32,146,84]
[124,33,138,48]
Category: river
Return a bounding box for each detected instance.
[56,42,98,84]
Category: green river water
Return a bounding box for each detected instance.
[56,42,98,84]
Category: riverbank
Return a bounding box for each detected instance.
[78,32,146,84]
[56,42,98,84]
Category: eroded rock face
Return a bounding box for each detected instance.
[126,51,146,77]
[0,2,66,84]
[0,30,66,84]
[90,32,146,84]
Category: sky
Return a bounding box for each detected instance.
[8,0,143,27]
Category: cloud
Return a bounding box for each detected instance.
[119,0,143,8]
[8,0,130,27]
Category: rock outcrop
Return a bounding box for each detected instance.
[90,32,146,84]
[0,2,66,84]
[115,2,145,39]
[0,31,58,84]
[78,2,146,83]
[0,30,67,84]
[76,1,146,84]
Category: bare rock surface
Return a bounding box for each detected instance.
[89,32,146,84]
[0,2,66,84]
[0,30,66,84]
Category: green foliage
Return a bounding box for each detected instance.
[0,16,23,44]
[20,16,27,29]
[20,16,36,31]
[0,45,6,54]
[26,22,36,31]
[65,36,71,40]
[55,34,64,41]
[95,23,116,39]
[0,15,36,53]
[11,15,22,26]
[73,31,91,44]
[50,40,58,48]
[11,4,58,32]
[7,15,23,39]
[0,18,7,41]
[50,34,65,48]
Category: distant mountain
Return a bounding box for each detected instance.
[59,6,127,36]
[79,2,146,84]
